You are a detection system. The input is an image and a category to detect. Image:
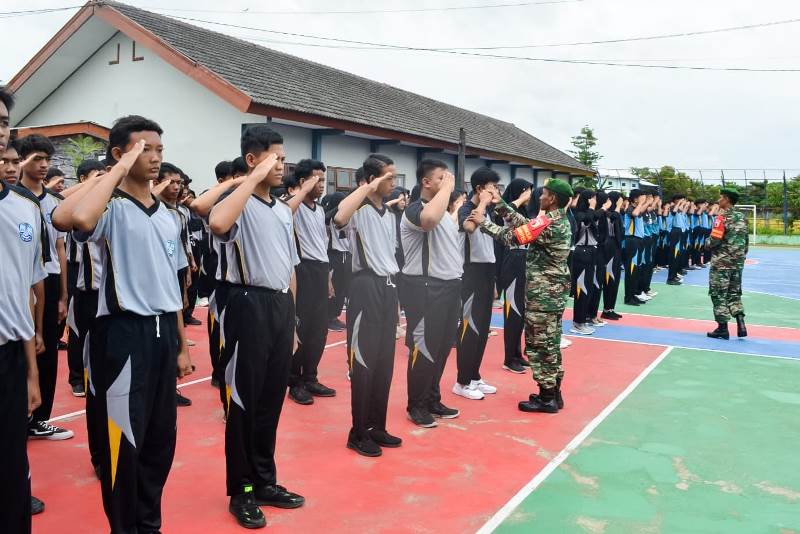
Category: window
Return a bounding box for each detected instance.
[395,174,406,189]
[283,163,297,180]
[327,166,358,192]
[621,182,626,187]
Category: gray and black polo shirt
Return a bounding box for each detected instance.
[20,185,64,275]
[0,183,49,343]
[293,200,328,263]
[457,200,496,265]
[213,194,299,291]
[74,190,187,317]
[329,220,349,253]
[338,200,398,277]
[75,240,102,292]
[400,198,463,281]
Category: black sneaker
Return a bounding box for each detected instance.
[176,390,192,407]
[666,279,682,286]
[624,298,640,306]
[429,401,460,419]
[407,407,437,428]
[328,319,345,332]
[347,431,382,457]
[185,316,202,326]
[601,311,621,321]
[288,385,314,405]
[254,484,305,509]
[57,340,68,351]
[31,496,45,515]
[71,383,86,397]
[229,489,266,529]
[211,377,220,389]
[305,381,336,397]
[368,428,402,448]
[503,360,526,374]
[28,420,74,440]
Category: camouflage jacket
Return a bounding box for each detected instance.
[707,209,748,269]
[479,199,571,312]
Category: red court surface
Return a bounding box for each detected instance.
[30,314,664,533]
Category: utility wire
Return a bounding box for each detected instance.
[0,6,81,18]
[142,0,583,16]
[170,15,800,72]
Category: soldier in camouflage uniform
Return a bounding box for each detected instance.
[467,179,573,413]
[706,187,749,340]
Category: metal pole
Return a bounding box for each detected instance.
[721,169,726,187]
[784,171,790,235]
[457,127,466,192]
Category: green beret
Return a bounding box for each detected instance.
[544,178,573,199]
[720,187,740,204]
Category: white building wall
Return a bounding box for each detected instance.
[268,122,312,165]
[489,163,511,187]
[537,170,553,185]
[515,166,534,182]
[378,144,417,191]
[320,134,369,169]
[19,33,261,192]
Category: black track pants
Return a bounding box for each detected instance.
[623,237,642,302]
[291,260,330,386]
[223,286,294,495]
[572,245,597,323]
[347,272,398,437]
[667,229,682,280]
[73,289,100,468]
[91,312,178,534]
[499,250,526,366]
[401,276,461,412]
[328,250,352,321]
[209,283,230,412]
[32,272,61,424]
[456,263,495,385]
[602,243,622,311]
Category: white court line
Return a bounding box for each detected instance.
[609,311,800,331]
[475,346,675,534]
[47,339,348,424]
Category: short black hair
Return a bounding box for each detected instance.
[214,160,232,180]
[231,156,248,176]
[45,167,64,181]
[416,158,448,183]
[158,162,182,180]
[629,189,643,202]
[0,88,14,112]
[294,158,326,182]
[240,125,282,158]
[470,166,500,192]
[76,159,105,178]
[3,137,20,154]
[108,115,163,158]
[355,167,366,186]
[363,154,393,183]
[17,134,55,158]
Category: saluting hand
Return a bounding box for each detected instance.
[116,139,146,176]
[514,187,532,208]
[368,171,394,192]
[250,153,279,182]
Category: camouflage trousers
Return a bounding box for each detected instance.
[523,310,564,389]
[709,266,744,322]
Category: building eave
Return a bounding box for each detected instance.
[13,121,110,140]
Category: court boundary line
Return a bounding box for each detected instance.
[48,339,348,424]
[475,345,674,534]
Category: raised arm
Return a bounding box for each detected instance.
[191,177,246,217]
[333,172,392,228]
[419,171,455,231]
[285,175,320,215]
[209,153,277,236]
[51,169,105,231]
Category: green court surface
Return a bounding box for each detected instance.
[616,283,799,328]
[495,348,800,534]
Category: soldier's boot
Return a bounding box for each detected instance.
[520,387,559,413]
[735,314,747,338]
[706,322,730,340]
[529,379,565,410]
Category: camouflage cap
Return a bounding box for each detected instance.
[720,187,740,204]
[544,178,573,199]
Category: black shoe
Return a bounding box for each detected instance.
[211,377,220,389]
[328,319,345,332]
[735,314,748,338]
[93,463,102,480]
[520,387,559,413]
[31,496,45,515]
[368,428,402,448]
[707,322,730,340]
[519,357,532,367]
[71,383,86,397]
[347,431,382,457]
[600,311,620,321]
[255,484,305,509]
[288,385,314,405]
[407,407,437,428]
[176,390,192,407]
[185,316,202,326]
[429,401,460,419]
[503,360,526,374]
[666,279,682,286]
[679,269,688,275]
[305,381,336,397]
[229,490,266,529]
[58,340,68,351]
[624,298,641,306]
[529,380,565,410]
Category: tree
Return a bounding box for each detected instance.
[569,125,604,189]
[62,135,106,170]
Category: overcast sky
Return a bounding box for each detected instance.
[2,0,799,180]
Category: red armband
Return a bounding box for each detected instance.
[512,215,551,245]
[710,215,725,240]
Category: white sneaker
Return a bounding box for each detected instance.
[590,318,606,327]
[570,323,588,335]
[196,297,209,307]
[646,290,658,297]
[637,292,652,301]
[560,338,572,349]
[474,379,497,395]
[452,382,485,400]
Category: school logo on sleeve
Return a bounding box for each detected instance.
[18,222,34,243]
[165,239,176,257]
